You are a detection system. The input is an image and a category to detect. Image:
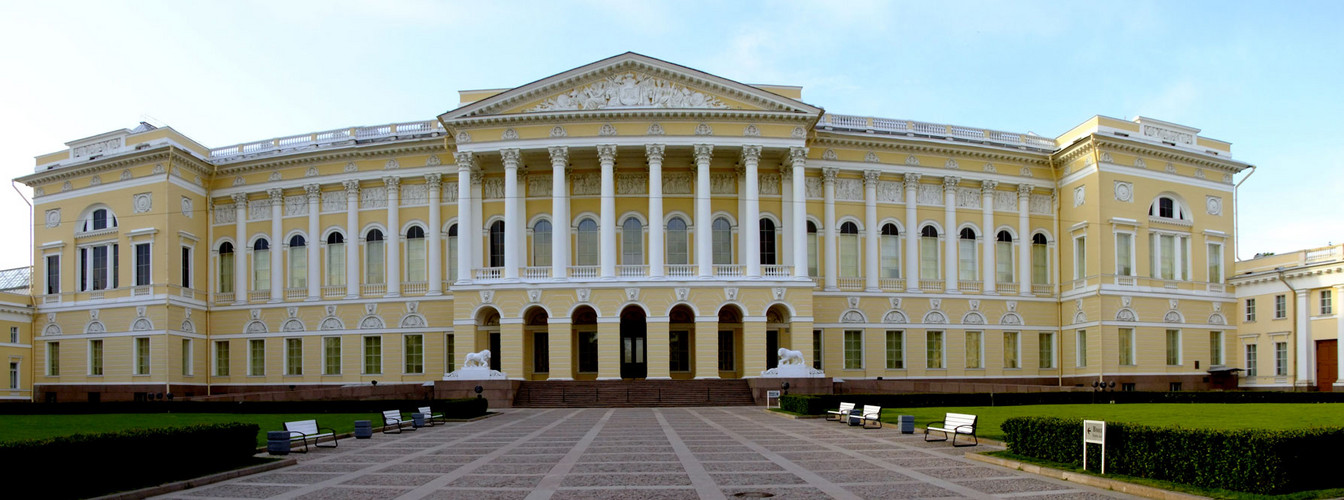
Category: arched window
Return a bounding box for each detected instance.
[996,231,1014,284]
[576,219,598,266]
[622,218,643,265]
[287,235,306,289]
[839,221,859,278]
[759,219,776,265]
[218,242,234,294]
[253,239,271,291]
[1148,195,1191,222]
[446,224,458,281]
[406,226,426,282]
[666,217,688,265]
[1032,233,1049,285]
[880,224,900,278]
[82,207,118,232]
[712,217,732,265]
[489,221,505,268]
[326,233,345,287]
[365,229,384,285]
[958,228,978,282]
[920,226,939,280]
[807,221,819,277]
[532,220,552,267]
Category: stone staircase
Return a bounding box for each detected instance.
[513,379,757,408]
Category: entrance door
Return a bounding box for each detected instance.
[766,330,779,369]
[489,333,501,371]
[620,311,647,379]
[1317,340,1337,392]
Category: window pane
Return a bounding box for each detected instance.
[215,341,230,376]
[1119,328,1134,365]
[407,238,426,282]
[712,218,732,265]
[489,222,505,268]
[622,219,643,265]
[1166,329,1181,365]
[364,336,382,374]
[926,331,943,369]
[327,243,345,286]
[844,330,862,369]
[324,337,341,375]
[135,243,151,286]
[405,335,423,374]
[840,233,858,277]
[1032,241,1048,284]
[1038,333,1054,369]
[366,239,384,284]
[920,235,939,280]
[881,234,900,278]
[254,248,270,291]
[249,339,265,376]
[965,331,981,369]
[1117,233,1132,276]
[1160,235,1175,280]
[759,219,776,265]
[533,221,552,267]
[996,241,1013,283]
[718,330,735,371]
[958,237,976,281]
[666,218,688,265]
[1207,243,1222,283]
[577,220,599,266]
[1003,332,1019,369]
[286,338,302,375]
[1076,330,1088,367]
[885,330,903,369]
[289,244,307,288]
[220,248,234,293]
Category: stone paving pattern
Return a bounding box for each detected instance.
[157,408,1139,500]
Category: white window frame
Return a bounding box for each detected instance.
[44,252,61,295]
[363,335,383,375]
[1075,330,1087,368]
[1114,230,1135,277]
[1210,331,1224,366]
[403,225,427,283]
[958,228,978,283]
[1246,298,1256,322]
[1274,341,1288,376]
[1245,343,1258,377]
[181,338,193,376]
[325,231,347,287]
[134,337,150,375]
[885,329,904,369]
[1322,290,1334,316]
[248,339,265,377]
[1274,294,1287,319]
[323,336,342,375]
[214,340,230,377]
[964,331,983,369]
[88,339,103,376]
[404,334,424,374]
[285,337,303,376]
[843,329,863,370]
[46,342,59,376]
[1003,331,1020,369]
[1206,241,1223,284]
[1072,234,1087,281]
[926,330,945,369]
[286,234,308,290]
[1119,327,1136,366]
[1038,332,1056,369]
[1166,329,1182,366]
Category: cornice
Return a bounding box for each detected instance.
[214,141,447,176]
[1056,134,1251,174]
[810,134,1052,166]
[444,109,814,131]
[1229,264,1344,285]
[17,146,213,187]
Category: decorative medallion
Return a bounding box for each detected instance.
[181,197,193,217]
[694,123,713,136]
[744,124,760,137]
[1206,196,1222,216]
[905,154,920,166]
[647,123,665,135]
[345,161,358,172]
[269,172,281,181]
[1114,181,1133,202]
[945,158,959,169]
[133,193,153,213]
[44,209,59,228]
[599,123,618,136]
[501,128,519,140]
[455,131,472,143]
[792,126,806,139]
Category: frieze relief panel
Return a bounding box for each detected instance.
[877,181,902,203]
[215,204,235,224]
[401,184,427,206]
[1029,194,1052,214]
[482,178,504,200]
[835,178,862,201]
[805,177,822,200]
[321,191,345,213]
[994,191,1017,211]
[710,173,735,194]
[662,172,692,195]
[284,195,308,216]
[527,72,731,112]
[759,173,780,195]
[571,173,600,195]
[956,187,981,209]
[443,182,459,202]
[247,199,269,220]
[917,184,943,206]
[528,174,552,197]
[361,187,387,209]
[617,172,647,194]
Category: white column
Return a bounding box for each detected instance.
[232,193,248,304]
[943,177,959,293]
[743,145,762,278]
[789,147,808,279]
[1296,289,1312,386]
[343,180,360,297]
[598,144,617,279]
[268,188,283,302]
[454,152,475,284]
[517,168,528,272]
[1017,184,1032,294]
[779,165,792,271]
[426,174,442,295]
[822,167,838,291]
[982,180,998,294]
[549,147,569,279]
[501,149,521,280]
[863,170,880,291]
[472,172,483,274]
[736,167,747,269]
[647,144,665,279]
[384,176,401,297]
[694,144,713,278]
[305,184,320,300]
[903,173,920,292]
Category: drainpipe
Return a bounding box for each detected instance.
[11,180,33,401]
[1275,267,1299,390]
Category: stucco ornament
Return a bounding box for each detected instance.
[528,72,730,111]
[445,350,506,380]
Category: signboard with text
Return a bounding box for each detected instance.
[1083,420,1106,474]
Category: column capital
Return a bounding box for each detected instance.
[597,144,618,162]
[453,151,475,170]
[548,145,569,163]
[693,143,714,162]
[342,179,360,194]
[304,183,321,199]
[787,146,808,166]
[425,173,442,189]
[231,193,248,205]
[1017,183,1033,197]
[942,176,961,192]
[500,148,521,165]
[267,188,283,202]
[863,169,881,186]
[382,176,400,188]
[904,172,922,185]
[646,144,665,162]
[740,144,762,163]
[981,180,999,193]
[821,167,839,184]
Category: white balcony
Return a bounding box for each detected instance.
[958,280,983,293]
[284,287,306,300]
[762,265,791,278]
[666,264,695,278]
[836,277,862,290]
[402,281,427,295]
[215,292,235,304]
[522,267,551,279]
[713,265,743,277]
[321,285,345,298]
[918,280,943,292]
[474,267,503,280]
[247,290,270,301]
[360,283,385,296]
[617,265,648,277]
[879,278,905,290]
[569,266,599,279]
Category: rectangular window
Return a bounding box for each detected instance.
[323,337,341,375]
[10,326,18,344]
[1073,235,1086,280]
[47,342,59,376]
[1322,290,1333,315]
[1275,295,1287,319]
[1039,333,1055,369]
[1076,330,1088,367]
[958,237,976,282]
[327,239,346,286]
[718,330,735,371]
[181,246,191,289]
[219,247,234,293]
[181,339,192,376]
[881,234,900,279]
[365,239,384,284]
[89,339,103,376]
[1246,298,1256,322]
[1003,332,1019,369]
[92,245,107,290]
[533,226,552,267]
[363,336,382,374]
[135,337,150,375]
[920,236,939,280]
[1032,240,1049,285]
[578,331,598,373]
[445,334,455,373]
[254,245,271,291]
[405,334,424,374]
[1275,342,1288,376]
[1245,344,1258,377]
[289,246,307,289]
[1207,242,1223,283]
[1210,331,1224,365]
[843,330,862,369]
[1118,328,1135,366]
[1166,329,1181,366]
[1116,233,1133,276]
[840,234,859,278]
[812,329,823,370]
[669,331,689,372]
[446,234,457,282]
[285,338,302,376]
[885,330,904,369]
[996,238,1014,283]
[45,254,59,294]
[926,331,944,369]
[134,243,151,287]
[407,237,426,283]
[965,331,982,369]
[248,339,265,376]
[215,341,230,376]
[8,362,16,389]
[807,231,818,277]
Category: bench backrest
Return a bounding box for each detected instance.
[418,406,433,415]
[861,405,881,416]
[285,419,318,435]
[838,402,855,413]
[944,413,977,429]
[382,410,403,422]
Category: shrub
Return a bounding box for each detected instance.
[777,391,1344,416]
[0,422,259,499]
[438,397,488,418]
[1001,416,1344,494]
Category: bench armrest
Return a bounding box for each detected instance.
[953,424,976,433]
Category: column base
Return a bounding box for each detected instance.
[694,376,721,380]
[646,376,673,380]
[824,286,838,292]
[596,376,621,381]
[546,377,574,381]
[345,294,359,300]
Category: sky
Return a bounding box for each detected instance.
[0,0,1341,270]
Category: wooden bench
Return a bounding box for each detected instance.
[826,402,855,422]
[924,412,978,446]
[382,409,415,434]
[418,406,445,425]
[850,405,881,429]
[283,419,338,452]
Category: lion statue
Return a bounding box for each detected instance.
[777,348,805,366]
[463,350,491,369]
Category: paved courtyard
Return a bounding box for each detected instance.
[157,408,1138,500]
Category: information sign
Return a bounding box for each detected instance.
[1082,420,1106,474]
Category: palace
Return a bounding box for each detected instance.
[12,52,1318,404]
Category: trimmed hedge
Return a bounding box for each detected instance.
[0,397,489,416]
[0,422,259,499]
[438,397,489,419]
[1001,416,1344,494]
[779,391,1344,415]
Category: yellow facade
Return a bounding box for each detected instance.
[11,52,1262,402]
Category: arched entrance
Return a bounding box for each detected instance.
[524,307,549,380]
[571,306,598,380]
[668,305,696,379]
[718,305,744,378]
[765,304,792,370]
[620,306,647,379]
[476,308,501,372]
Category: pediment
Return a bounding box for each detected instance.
[440,52,820,122]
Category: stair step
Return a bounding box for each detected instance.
[514,379,758,408]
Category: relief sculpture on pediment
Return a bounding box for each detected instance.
[527,72,731,112]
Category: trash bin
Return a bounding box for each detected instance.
[354,420,372,439]
[412,413,425,428]
[898,415,915,434]
[847,408,863,426]
[266,431,291,455]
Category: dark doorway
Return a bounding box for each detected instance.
[1317,339,1337,392]
[489,333,501,371]
[766,330,779,369]
[620,307,647,379]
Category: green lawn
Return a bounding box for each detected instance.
[0,413,382,447]
[881,403,1344,441]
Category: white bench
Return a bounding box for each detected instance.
[418,406,445,425]
[283,419,337,452]
[850,405,882,429]
[924,412,978,447]
[382,409,415,434]
[826,402,855,422]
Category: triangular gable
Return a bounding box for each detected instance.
[440,52,821,121]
